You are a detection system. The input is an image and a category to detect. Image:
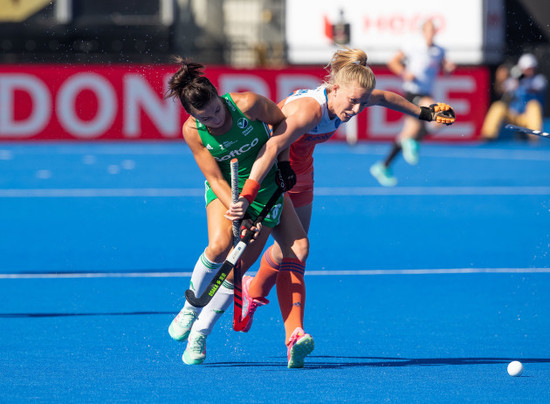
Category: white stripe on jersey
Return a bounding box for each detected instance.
[283,86,342,135]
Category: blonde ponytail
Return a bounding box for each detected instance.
[325,47,376,91]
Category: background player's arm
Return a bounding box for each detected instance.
[388,50,414,82]
[442,57,456,75]
[182,117,232,208]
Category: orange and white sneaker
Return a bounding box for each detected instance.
[240,275,269,332]
[287,327,314,368]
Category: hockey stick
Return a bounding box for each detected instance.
[230,158,241,243]
[184,184,285,308]
[504,124,550,139]
[229,159,247,331]
[232,249,246,331]
[233,170,290,331]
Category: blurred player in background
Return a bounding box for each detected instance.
[164,58,309,367]
[370,19,456,186]
[225,47,455,355]
[480,53,547,142]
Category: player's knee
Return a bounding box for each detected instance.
[293,237,309,262]
[266,244,283,267]
[278,236,308,262]
[205,241,231,262]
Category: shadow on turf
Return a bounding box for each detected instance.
[206,356,550,369]
[306,356,550,369]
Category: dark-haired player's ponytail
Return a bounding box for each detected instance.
[166,57,218,113]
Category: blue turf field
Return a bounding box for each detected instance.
[1,140,549,403]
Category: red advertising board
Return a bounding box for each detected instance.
[0,64,488,141]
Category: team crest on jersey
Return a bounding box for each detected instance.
[237,118,248,129]
[238,117,253,136]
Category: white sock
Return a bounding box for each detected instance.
[183,251,222,313]
[193,281,234,336]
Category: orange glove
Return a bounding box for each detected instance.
[419,103,456,125]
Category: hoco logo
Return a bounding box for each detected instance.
[237,118,248,129]
[215,137,259,161]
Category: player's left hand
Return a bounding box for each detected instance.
[239,219,262,241]
[428,103,456,125]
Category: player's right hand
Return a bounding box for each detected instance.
[276,161,296,191]
[225,197,249,221]
[419,103,456,125]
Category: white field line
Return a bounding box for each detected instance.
[4,143,549,159]
[324,144,550,161]
[313,186,550,196]
[1,186,550,198]
[0,188,204,197]
[1,268,549,279]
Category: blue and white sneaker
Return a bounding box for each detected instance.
[182,329,207,365]
[401,138,419,165]
[168,308,198,342]
[370,162,397,187]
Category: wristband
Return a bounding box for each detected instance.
[418,106,432,122]
[240,179,260,204]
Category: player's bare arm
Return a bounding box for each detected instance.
[222,92,290,221]
[233,91,292,162]
[249,97,322,183]
[388,50,414,81]
[278,147,291,162]
[387,50,405,75]
[243,92,298,184]
[443,58,456,75]
[368,90,455,125]
[232,92,286,127]
[367,89,422,117]
[226,98,322,220]
[182,117,233,208]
